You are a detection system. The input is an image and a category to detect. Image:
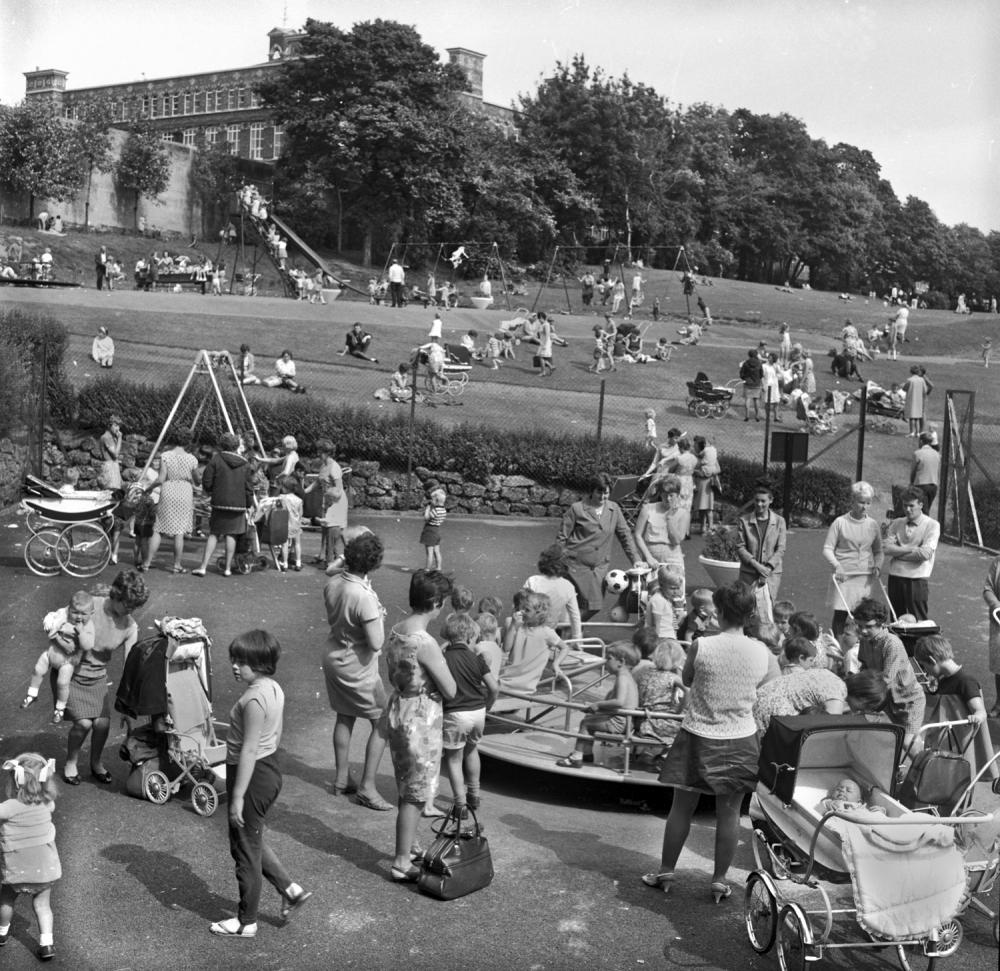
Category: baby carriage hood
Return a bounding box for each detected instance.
[758,714,904,805]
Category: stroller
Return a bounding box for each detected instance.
[747,715,995,969]
[116,618,227,816]
[861,383,907,434]
[686,372,738,418]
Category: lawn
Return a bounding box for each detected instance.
[4,230,999,500]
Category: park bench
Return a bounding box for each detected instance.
[137,271,207,294]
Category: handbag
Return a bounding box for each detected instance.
[417,805,494,900]
[710,473,722,497]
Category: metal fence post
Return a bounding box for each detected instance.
[855,385,867,482]
[596,379,606,444]
[36,341,48,477]
[406,358,418,496]
[763,387,772,470]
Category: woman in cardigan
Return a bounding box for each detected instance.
[194,432,255,578]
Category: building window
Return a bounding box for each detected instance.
[169,94,178,116]
[205,126,219,145]
[182,92,191,115]
[228,88,238,110]
[249,90,261,108]
[272,126,284,159]
[192,91,202,113]
[238,87,247,108]
[182,128,197,147]
[160,132,174,142]
[226,124,240,154]
[249,122,264,159]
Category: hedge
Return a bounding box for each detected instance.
[74,375,853,516]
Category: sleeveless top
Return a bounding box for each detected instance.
[683,631,769,739]
[227,677,284,763]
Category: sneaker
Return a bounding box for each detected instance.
[21,695,37,709]
[51,709,64,724]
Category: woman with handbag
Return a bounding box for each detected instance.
[383,570,457,882]
[306,440,348,569]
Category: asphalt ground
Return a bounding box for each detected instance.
[0,509,998,970]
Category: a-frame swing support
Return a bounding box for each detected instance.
[138,350,267,480]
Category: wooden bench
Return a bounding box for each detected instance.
[136,271,206,294]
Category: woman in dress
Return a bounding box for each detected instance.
[633,474,688,593]
[903,364,929,436]
[983,556,1000,718]
[62,570,148,784]
[321,532,391,811]
[523,544,583,641]
[822,481,883,637]
[668,437,698,519]
[643,582,773,902]
[98,415,123,490]
[142,427,200,573]
[383,570,457,882]
[690,436,719,533]
[306,439,348,568]
[642,427,684,482]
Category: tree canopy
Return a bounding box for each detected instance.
[114,123,170,227]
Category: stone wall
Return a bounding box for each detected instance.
[0,438,31,508]
[32,433,583,515]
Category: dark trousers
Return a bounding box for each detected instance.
[96,264,106,290]
[390,282,404,307]
[887,575,929,621]
[916,483,937,514]
[226,754,292,923]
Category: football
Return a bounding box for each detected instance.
[605,569,628,594]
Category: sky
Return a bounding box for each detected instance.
[2,0,998,231]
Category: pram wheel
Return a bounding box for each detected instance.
[931,918,962,958]
[143,769,172,805]
[744,872,778,954]
[687,399,699,416]
[191,781,219,817]
[776,903,812,971]
[694,401,711,419]
[24,528,70,576]
[710,400,729,418]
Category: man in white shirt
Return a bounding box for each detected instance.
[387,259,406,307]
[883,487,939,621]
[910,433,941,514]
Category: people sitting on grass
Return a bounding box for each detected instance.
[338,323,378,364]
[264,350,306,394]
[91,327,115,368]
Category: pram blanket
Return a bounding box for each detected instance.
[830,810,967,940]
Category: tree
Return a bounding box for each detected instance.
[258,18,469,265]
[189,137,243,237]
[114,123,170,228]
[70,99,115,228]
[0,101,85,218]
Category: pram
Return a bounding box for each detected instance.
[686,372,738,418]
[116,618,227,816]
[747,715,994,969]
[411,345,471,401]
[21,475,118,577]
[792,393,837,435]
[609,474,644,527]
[860,382,906,433]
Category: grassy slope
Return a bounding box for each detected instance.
[4,226,999,494]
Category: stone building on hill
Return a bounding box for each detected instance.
[24,27,515,164]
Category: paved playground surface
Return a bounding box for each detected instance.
[0,509,997,970]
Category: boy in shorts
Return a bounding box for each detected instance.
[441,613,499,814]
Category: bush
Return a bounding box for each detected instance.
[73,375,853,511]
[921,290,950,311]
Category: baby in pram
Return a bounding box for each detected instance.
[817,777,886,816]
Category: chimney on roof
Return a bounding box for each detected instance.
[446,48,485,100]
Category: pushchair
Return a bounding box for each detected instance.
[609,474,644,528]
[411,345,471,401]
[686,372,738,418]
[116,618,227,816]
[747,715,994,969]
[861,383,907,434]
[793,393,837,435]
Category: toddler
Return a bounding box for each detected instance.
[556,641,640,767]
[442,584,478,641]
[278,475,304,571]
[631,628,659,678]
[772,600,795,646]
[441,614,499,814]
[499,591,568,695]
[0,753,61,961]
[653,337,672,361]
[473,612,503,680]
[982,337,992,369]
[22,591,95,723]
[485,331,504,369]
[420,488,447,570]
[676,588,718,644]
[389,363,413,403]
[56,467,80,495]
[634,639,686,754]
[837,618,861,675]
[646,565,683,640]
[643,408,657,450]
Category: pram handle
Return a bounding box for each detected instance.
[993,607,1000,626]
